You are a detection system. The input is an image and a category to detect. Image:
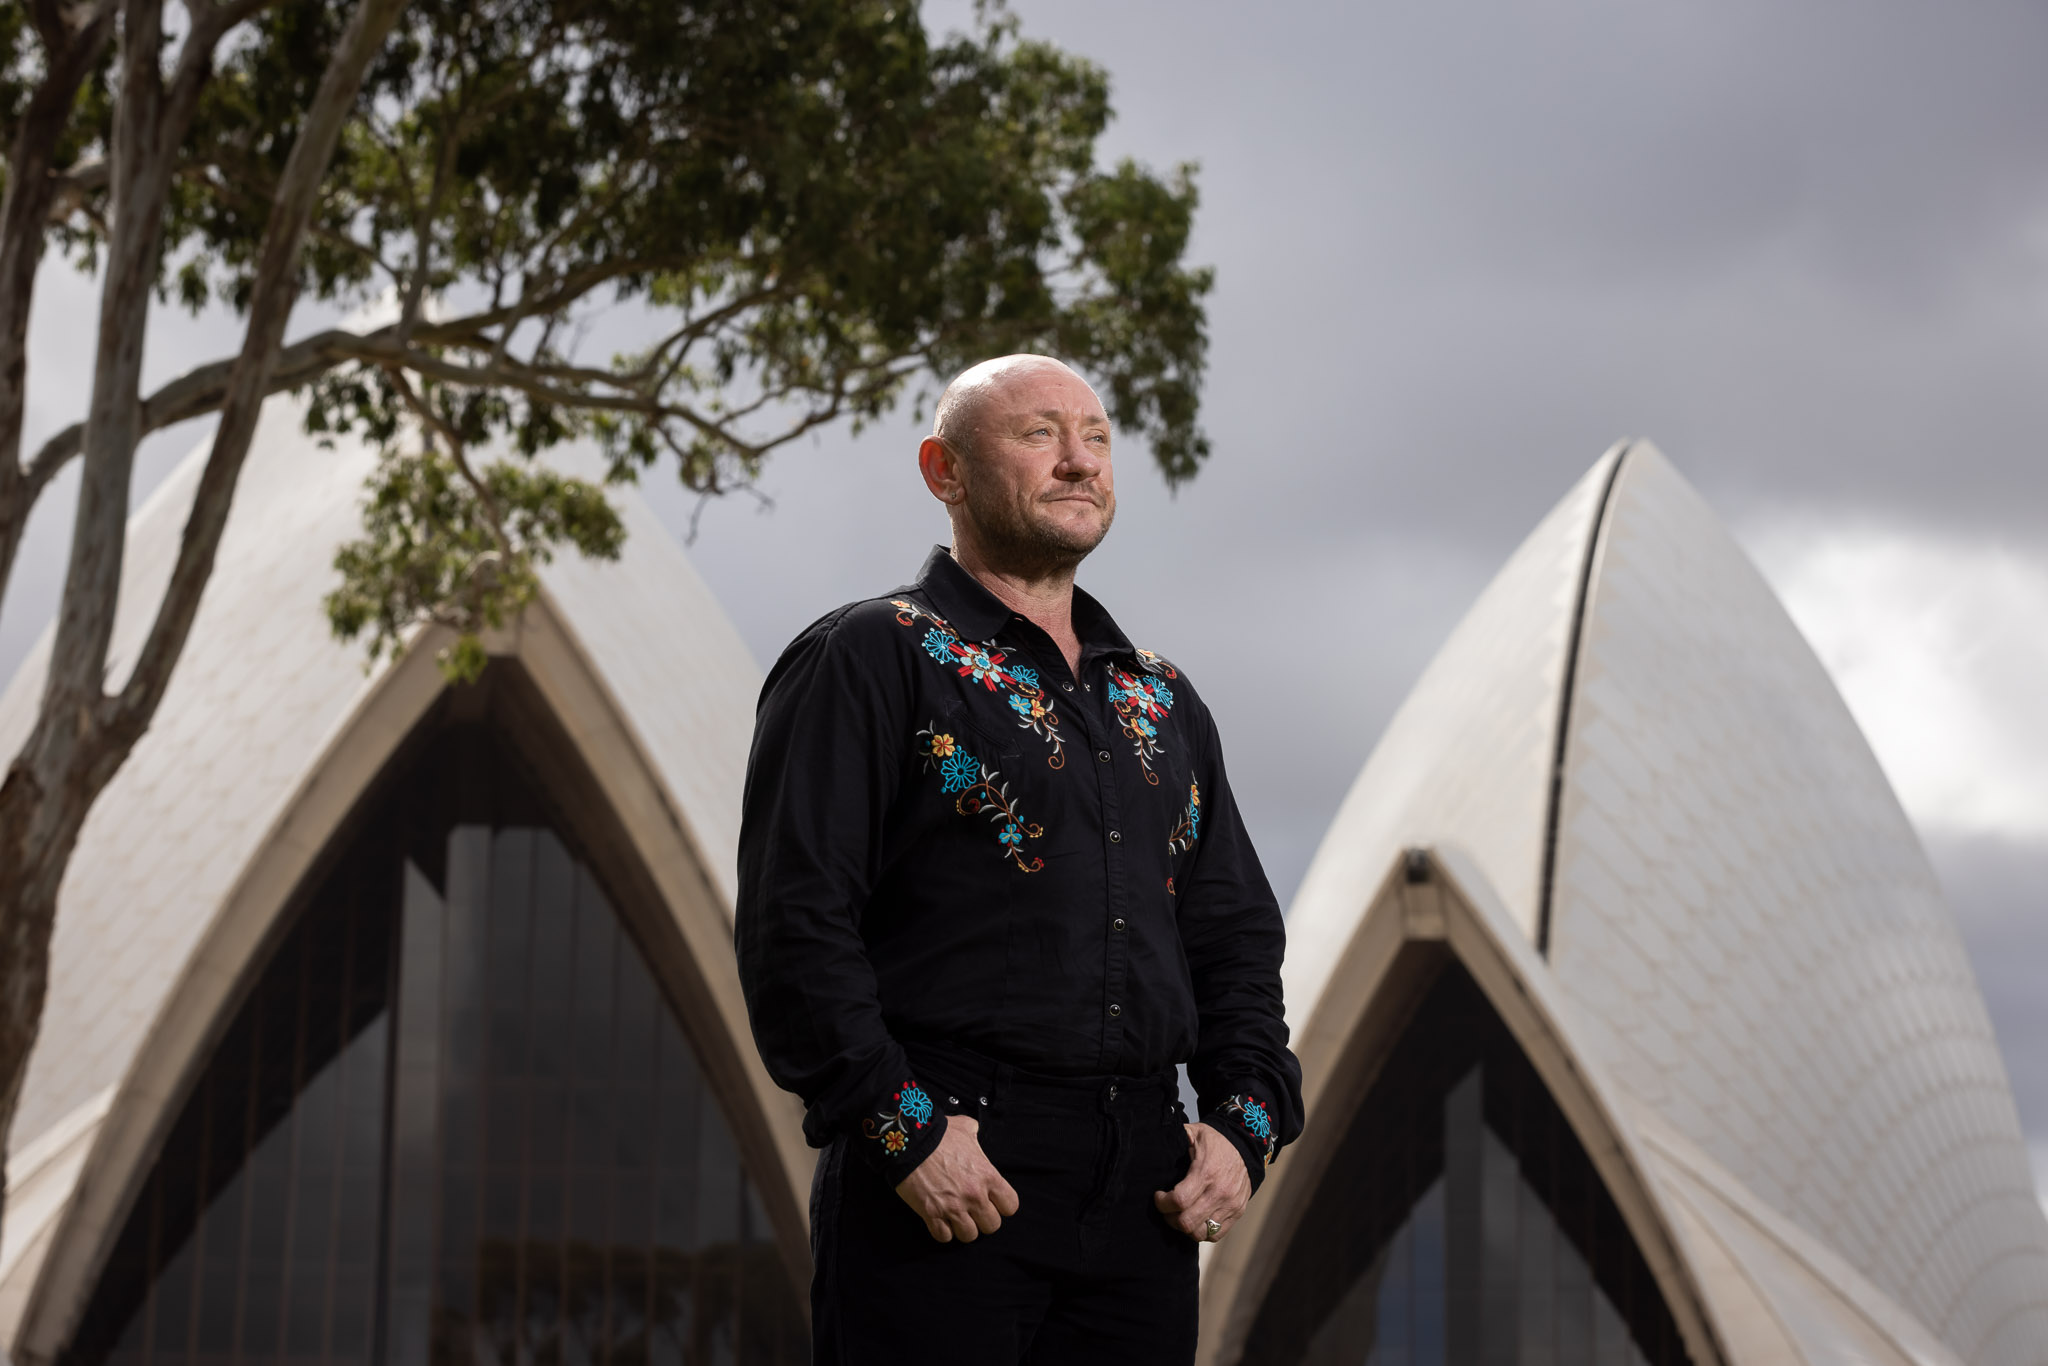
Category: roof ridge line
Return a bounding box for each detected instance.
[1535,440,1632,956]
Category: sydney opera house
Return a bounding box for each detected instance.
[0,400,2042,1366]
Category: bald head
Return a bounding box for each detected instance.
[933,354,1099,462]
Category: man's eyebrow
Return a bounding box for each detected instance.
[1027,408,1109,425]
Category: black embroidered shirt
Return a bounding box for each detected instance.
[735,548,1303,1190]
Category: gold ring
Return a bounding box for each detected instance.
[1204,1218,1222,1242]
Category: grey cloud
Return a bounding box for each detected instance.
[977,0,2048,540]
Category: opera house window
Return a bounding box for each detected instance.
[67,696,807,1366]
[1241,963,1689,1366]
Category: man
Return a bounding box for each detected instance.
[736,354,1302,1363]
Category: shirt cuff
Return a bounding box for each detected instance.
[855,1077,948,1185]
[1201,1089,1280,1194]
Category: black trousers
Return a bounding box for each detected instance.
[809,1043,1199,1364]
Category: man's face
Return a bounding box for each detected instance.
[951,365,1116,574]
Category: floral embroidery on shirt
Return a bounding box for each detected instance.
[1107,661,1176,784]
[1168,782,1201,854]
[1136,648,1179,679]
[1220,1093,1276,1166]
[919,726,1045,872]
[893,600,1065,767]
[864,1081,936,1156]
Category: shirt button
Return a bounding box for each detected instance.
[1061,681,1074,692]
[1112,917,1127,932]
[1097,749,1111,762]
[1108,1003,1122,1018]
[1108,830,1122,843]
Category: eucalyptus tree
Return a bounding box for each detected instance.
[0,0,1210,1238]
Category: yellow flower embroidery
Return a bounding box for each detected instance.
[930,733,956,758]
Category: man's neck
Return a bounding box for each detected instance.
[949,540,1085,676]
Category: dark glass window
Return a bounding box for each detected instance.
[1243,963,1690,1366]
[68,697,804,1366]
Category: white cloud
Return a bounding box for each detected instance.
[1748,523,2048,842]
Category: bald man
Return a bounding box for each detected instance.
[737,355,1302,1363]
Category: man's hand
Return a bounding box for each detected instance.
[1154,1122,1252,1242]
[895,1115,1021,1243]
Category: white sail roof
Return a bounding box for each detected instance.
[1287,441,2048,1365]
[0,396,767,1344]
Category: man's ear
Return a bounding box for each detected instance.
[918,435,966,505]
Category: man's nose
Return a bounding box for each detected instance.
[1057,432,1104,478]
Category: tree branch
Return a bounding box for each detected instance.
[37,0,175,725]
[183,155,399,280]
[114,0,412,731]
[44,158,110,225]
[26,0,77,48]
[0,0,119,604]
[15,263,665,488]
[394,97,465,346]
[382,362,509,555]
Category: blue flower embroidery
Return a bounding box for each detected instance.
[899,1086,934,1125]
[893,600,1065,768]
[1107,657,1177,785]
[1240,1100,1272,1141]
[940,750,981,794]
[864,1079,935,1156]
[1220,1093,1277,1166]
[917,724,1045,872]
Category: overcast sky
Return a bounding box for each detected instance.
[3,0,2046,1202]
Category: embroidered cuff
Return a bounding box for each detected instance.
[1202,1090,1279,1194]
[858,1079,948,1185]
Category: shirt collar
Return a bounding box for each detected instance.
[912,545,1138,665]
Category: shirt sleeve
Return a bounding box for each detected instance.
[735,608,946,1185]
[1176,698,1304,1193]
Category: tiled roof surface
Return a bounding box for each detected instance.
[1290,442,2048,1365]
[1549,446,2048,1364]
[0,400,758,1159]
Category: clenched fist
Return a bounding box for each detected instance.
[895,1114,1021,1242]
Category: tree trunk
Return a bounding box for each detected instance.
[0,0,412,1318]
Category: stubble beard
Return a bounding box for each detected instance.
[961,482,1115,580]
